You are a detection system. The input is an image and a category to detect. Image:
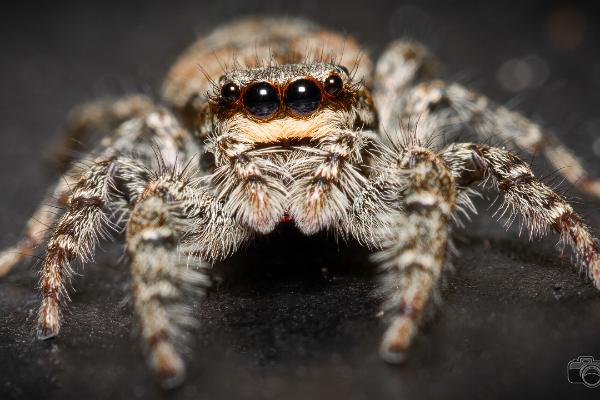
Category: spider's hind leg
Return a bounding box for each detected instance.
[373,40,440,135]
[401,80,600,198]
[0,176,74,277]
[53,94,155,168]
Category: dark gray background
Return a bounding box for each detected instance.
[1,1,600,399]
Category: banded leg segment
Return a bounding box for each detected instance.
[36,155,150,339]
[0,177,73,277]
[126,175,226,387]
[399,80,600,198]
[442,143,600,287]
[53,94,155,168]
[37,157,117,339]
[373,40,440,134]
[375,147,456,363]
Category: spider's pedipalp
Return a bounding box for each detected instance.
[442,142,600,287]
[288,128,375,234]
[373,146,455,362]
[209,134,287,233]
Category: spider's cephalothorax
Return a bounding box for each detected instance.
[1,17,599,388]
[200,61,379,235]
[164,18,380,236]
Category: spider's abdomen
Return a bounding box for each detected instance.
[162,16,373,113]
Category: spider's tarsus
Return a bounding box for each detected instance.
[379,347,408,365]
[151,342,186,390]
[36,329,59,341]
[37,301,60,340]
[379,317,414,364]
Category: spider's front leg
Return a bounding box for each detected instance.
[126,170,249,387]
[0,104,199,278]
[34,105,199,335]
[373,146,456,363]
[442,142,600,287]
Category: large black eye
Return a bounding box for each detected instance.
[285,79,322,115]
[221,82,240,103]
[243,82,280,119]
[324,74,343,96]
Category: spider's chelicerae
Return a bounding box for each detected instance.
[1,17,599,388]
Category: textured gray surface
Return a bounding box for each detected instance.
[1,1,600,399]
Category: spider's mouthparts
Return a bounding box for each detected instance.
[280,213,293,223]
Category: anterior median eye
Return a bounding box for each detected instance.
[243,82,280,119]
[285,79,322,116]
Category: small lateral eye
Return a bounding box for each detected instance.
[285,79,322,115]
[324,74,343,96]
[221,82,240,103]
[243,82,280,119]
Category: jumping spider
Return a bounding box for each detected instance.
[1,17,599,388]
